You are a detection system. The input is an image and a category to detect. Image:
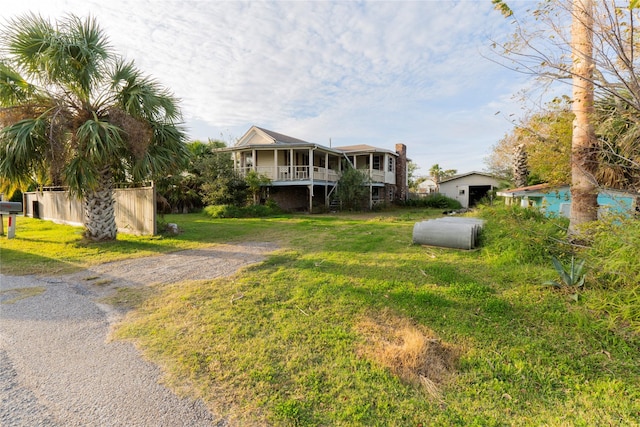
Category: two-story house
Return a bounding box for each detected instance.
[223,126,407,212]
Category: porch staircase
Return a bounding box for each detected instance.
[327,183,340,211]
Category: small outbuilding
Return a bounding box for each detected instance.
[438,172,501,208]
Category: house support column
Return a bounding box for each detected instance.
[325,153,329,208]
[290,149,294,178]
[274,150,278,180]
[369,153,373,209]
[325,184,328,208]
[308,184,313,213]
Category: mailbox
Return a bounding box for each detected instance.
[0,201,22,239]
[0,201,22,213]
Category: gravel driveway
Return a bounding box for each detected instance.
[0,242,276,427]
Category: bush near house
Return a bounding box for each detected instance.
[203,201,282,218]
[400,194,462,210]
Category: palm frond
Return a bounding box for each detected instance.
[0,62,38,106]
[111,59,182,123]
[57,14,111,98]
[4,13,111,100]
[3,13,56,80]
[0,117,49,185]
[75,115,125,165]
[129,121,188,181]
[64,154,99,195]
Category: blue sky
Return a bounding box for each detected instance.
[3,0,543,175]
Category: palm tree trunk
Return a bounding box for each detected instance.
[569,0,599,235]
[83,168,117,241]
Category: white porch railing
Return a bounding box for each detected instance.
[238,165,340,182]
[312,167,340,182]
[255,166,275,180]
[277,166,309,180]
[370,170,385,183]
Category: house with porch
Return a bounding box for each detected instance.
[223,126,408,212]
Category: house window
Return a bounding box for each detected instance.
[459,189,465,195]
[297,153,309,165]
[388,157,394,172]
[373,155,381,170]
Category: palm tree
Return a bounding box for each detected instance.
[494,0,599,234]
[429,164,457,193]
[569,0,599,234]
[429,164,442,193]
[0,14,189,240]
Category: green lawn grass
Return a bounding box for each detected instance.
[1,208,638,426]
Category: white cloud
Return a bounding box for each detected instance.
[2,0,546,172]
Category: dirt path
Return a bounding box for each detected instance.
[0,242,277,427]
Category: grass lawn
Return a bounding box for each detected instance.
[1,208,638,426]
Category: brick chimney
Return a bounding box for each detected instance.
[395,143,408,201]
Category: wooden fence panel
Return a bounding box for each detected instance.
[23,185,156,235]
[114,187,156,235]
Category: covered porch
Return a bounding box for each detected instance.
[233,146,343,184]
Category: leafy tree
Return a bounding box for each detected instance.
[245,170,271,205]
[407,160,426,192]
[198,145,248,207]
[155,139,225,213]
[0,14,188,240]
[200,172,248,207]
[486,98,573,186]
[335,161,370,210]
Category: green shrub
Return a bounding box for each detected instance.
[401,194,462,209]
[582,215,640,289]
[203,205,242,218]
[335,164,370,211]
[204,203,283,219]
[579,214,640,333]
[477,204,570,266]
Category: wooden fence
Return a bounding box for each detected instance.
[23,185,156,235]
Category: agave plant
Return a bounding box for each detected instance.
[544,256,586,289]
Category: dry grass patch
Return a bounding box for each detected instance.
[99,286,157,310]
[356,309,460,400]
